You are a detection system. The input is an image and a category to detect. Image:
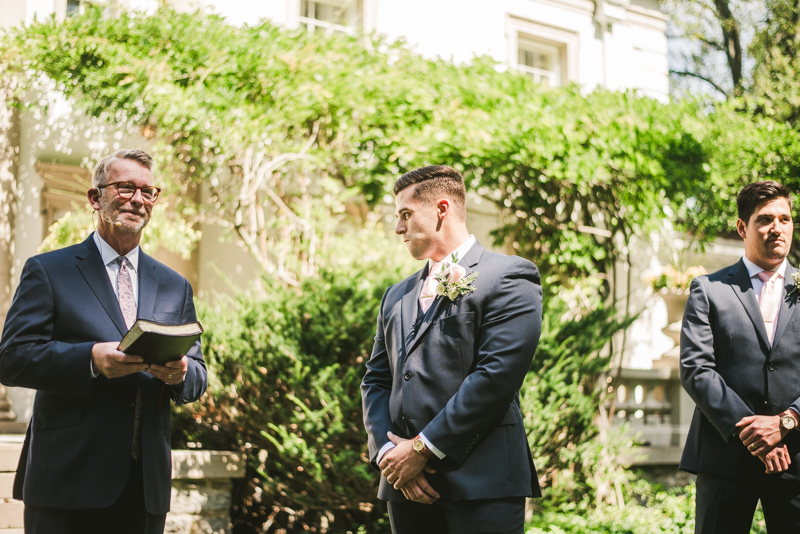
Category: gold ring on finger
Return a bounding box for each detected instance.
[168,374,173,379]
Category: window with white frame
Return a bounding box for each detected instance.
[299,0,359,35]
[517,38,561,87]
[66,0,82,16]
[64,0,108,18]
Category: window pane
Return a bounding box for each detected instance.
[66,0,81,16]
[306,1,339,24]
[517,37,561,86]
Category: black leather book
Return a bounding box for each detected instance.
[117,319,203,364]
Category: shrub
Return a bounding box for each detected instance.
[172,260,406,533]
[521,296,635,506]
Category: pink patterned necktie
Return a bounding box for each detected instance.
[757,271,781,344]
[117,257,137,330]
[419,261,443,314]
[117,256,142,461]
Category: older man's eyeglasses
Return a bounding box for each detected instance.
[96,182,161,203]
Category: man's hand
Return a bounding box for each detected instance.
[758,443,791,474]
[400,469,441,504]
[736,415,785,456]
[91,342,149,379]
[378,432,430,489]
[148,356,189,385]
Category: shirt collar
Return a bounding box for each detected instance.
[429,235,476,271]
[93,231,140,272]
[742,254,787,280]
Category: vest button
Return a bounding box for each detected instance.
[404,372,412,381]
[769,363,775,371]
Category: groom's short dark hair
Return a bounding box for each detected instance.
[737,180,793,224]
[394,165,467,220]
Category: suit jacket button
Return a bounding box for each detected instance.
[404,372,412,381]
[769,363,775,371]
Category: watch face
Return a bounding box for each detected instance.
[413,439,425,452]
[784,415,797,430]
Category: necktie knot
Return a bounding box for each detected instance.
[758,271,777,283]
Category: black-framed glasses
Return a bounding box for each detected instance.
[96,182,161,203]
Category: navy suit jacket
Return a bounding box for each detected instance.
[680,259,800,479]
[361,242,543,501]
[0,234,207,514]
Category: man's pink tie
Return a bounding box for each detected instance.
[419,261,443,314]
[758,271,781,344]
[117,256,142,461]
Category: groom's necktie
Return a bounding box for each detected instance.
[117,256,143,461]
[757,270,781,344]
[419,261,443,314]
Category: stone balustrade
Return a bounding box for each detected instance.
[0,440,245,534]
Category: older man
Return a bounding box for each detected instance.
[0,149,207,534]
[362,165,542,534]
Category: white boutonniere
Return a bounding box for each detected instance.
[434,253,479,302]
[790,272,800,298]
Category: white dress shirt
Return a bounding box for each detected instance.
[377,235,477,464]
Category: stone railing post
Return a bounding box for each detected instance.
[168,450,246,534]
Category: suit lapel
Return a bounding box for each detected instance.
[75,235,128,336]
[771,263,799,351]
[137,253,158,322]
[400,268,426,356]
[728,259,771,349]
[406,242,485,356]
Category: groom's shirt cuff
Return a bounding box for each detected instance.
[376,442,396,465]
[375,433,446,464]
[419,432,445,459]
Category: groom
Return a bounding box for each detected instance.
[361,165,542,534]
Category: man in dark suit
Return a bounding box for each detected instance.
[681,180,800,533]
[0,149,207,534]
[361,165,542,534]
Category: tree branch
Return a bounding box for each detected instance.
[669,70,729,96]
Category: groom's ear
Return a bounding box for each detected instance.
[436,198,451,220]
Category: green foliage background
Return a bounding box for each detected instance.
[5,8,789,289]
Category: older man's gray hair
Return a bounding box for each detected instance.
[92,149,153,188]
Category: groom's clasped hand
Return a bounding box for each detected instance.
[379,432,440,504]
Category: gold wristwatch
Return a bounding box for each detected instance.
[780,412,797,431]
[412,435,435,459]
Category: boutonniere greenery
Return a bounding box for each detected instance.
[434,253,479,302]
[790,272,800,297]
